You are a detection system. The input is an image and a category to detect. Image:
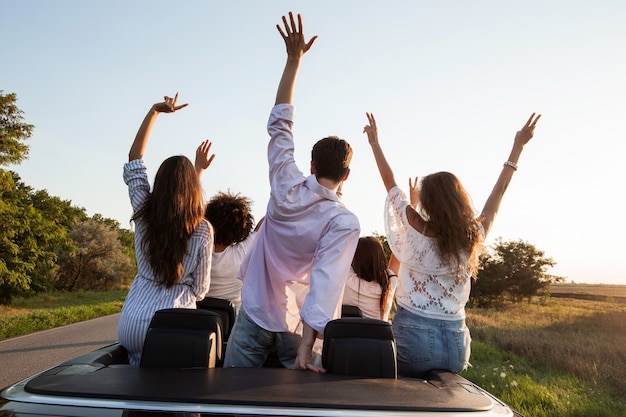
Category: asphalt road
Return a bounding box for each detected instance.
[0,313,120,389]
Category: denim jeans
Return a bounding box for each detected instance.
[392,306,471,378]
[223,307,301,369]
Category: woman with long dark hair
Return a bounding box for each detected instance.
[342,236,397,321]
[117,94,213,365]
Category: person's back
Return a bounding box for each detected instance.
[118,94,213,365]
[364,110,541,378]
[341,236,398,322]
[239,165,359,333]
[203,191,260,310]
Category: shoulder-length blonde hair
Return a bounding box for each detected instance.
[132,155,205,287]
[419,172,483,276]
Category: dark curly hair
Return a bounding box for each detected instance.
[205,191,255,246]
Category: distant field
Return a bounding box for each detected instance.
[545,283,626,303]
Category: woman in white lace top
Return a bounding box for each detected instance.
[363,112,540,377]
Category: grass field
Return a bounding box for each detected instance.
[0,290,125,340]
[465,285,626,416]
[1,285,625,416]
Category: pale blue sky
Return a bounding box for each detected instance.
[3,1,625,284]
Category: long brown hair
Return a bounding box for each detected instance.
[351,236,393,319]
[419,172,483,276]
[132,155,205,287]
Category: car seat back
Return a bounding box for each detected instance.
[341,304,364,317]
[322,317,397,378]
[140,308,222,368]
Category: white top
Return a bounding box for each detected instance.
[118,159,212,365]
[342,268,398,322]
[207,231,258,308]
[239,104,360,335]
[385,186,479,320]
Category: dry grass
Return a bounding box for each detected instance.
[467,291,626,397]
[549,283,626,298]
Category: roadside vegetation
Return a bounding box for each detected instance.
[0,290,126,340]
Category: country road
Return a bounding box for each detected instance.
[0,313,120,389]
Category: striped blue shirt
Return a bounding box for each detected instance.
[117,159,212,365]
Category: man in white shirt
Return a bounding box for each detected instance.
[223,12,360,371]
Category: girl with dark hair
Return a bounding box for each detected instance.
[364,111,540,378]
[342,236,398,321]
[117,94,214,365]
[202,191,263,310]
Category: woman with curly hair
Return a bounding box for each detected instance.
[203,191,263,310]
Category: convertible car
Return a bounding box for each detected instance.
[1,300,521,416]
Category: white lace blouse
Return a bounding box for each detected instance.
[385,186,476,320]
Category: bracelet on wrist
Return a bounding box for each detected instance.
[503,160,518,171]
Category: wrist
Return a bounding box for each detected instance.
[286,55,302,64]
[503,160,518,171]
[298,341,314,351]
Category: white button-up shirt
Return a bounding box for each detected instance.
[239,104,360,335]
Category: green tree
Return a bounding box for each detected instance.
[0,92,136,302]
[470,252,510,307]
[0,172,82,303]
[91,213,136,287]
[470,238,562,307]
[54,218,134,291]
[372,232,392,261]
[0,91,33,166]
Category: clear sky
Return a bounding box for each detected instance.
[3,1,625,284]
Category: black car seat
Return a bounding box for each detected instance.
[322,316,397,378]
[140,308,222,368]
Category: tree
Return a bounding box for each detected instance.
[0,92,136,302]
[0,172,82,303]
[372,232,392,261]
[0,91,33,166]
[54,218,133,291]
[470,238,563,307]
[91,213,136,287]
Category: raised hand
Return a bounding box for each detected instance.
[195,140,216,176]
[363,112,379,145]
[514,113,541,146]
[129,93,188,161]
[276,12,318,58]
[153,93,189,114]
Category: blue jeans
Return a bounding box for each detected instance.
[392,306,471,378]
[223,307,301,369]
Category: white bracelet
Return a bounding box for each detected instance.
[503,161,518,171]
